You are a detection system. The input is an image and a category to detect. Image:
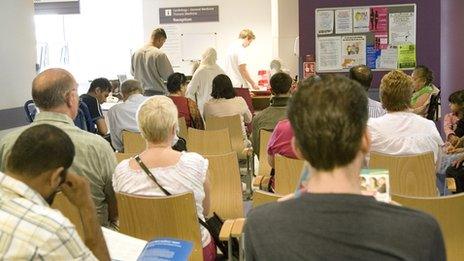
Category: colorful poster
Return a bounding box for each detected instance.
[374,32,388,49]
[353,8,369,33]
[369,7,388,32]
[360,169,390,203]
[316,10,334,35]
[379,46,398,69]
[316,36,342,71]
[389,12,415,45]
[335,9,352,34]
[341,35,366,68]
[398,44,416,69]
[366,45,380,69]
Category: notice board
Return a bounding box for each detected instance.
[315,4,416,73]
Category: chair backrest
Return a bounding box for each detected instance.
[178,117,188,143]
[369,151,437,197]
[24,100,37,123]
[426,91,441,121]
[274,154,305,195]
[115,152,137,163]
[122,131,146,153]
[116,192,203,261]
[258,129,273,177]
[203,152,244,219]
[391,193,464,260]
[51,192,84,240]
[252,190,282,208]
[187,128,232,155]
[205,115,245,158]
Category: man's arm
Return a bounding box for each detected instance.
[238,64,258,89]
[157,53,174,81]
[95,119,108,136]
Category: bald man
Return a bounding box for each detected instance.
[0,68,118,228]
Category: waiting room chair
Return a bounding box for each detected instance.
[369,151,438,197]
[122,131,145,154]
[178,117,188,143]
[258,129,272,177]
[51,192,84,240]
[252,190,283,208]
[187,128,232,155]
[115,152,137,163]
[392,193,464,261]
[274,154,305,195]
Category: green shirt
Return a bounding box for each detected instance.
[411,84,433,106]
[0,112,117,227]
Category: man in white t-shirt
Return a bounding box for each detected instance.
[224,29,258,90]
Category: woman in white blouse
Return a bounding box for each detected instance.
[112,96,216,260]
[186,48,225,116]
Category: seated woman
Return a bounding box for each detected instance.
[444,90,464,145]
[410,65,440,117]
[167,72,204,130]
[112,96,215,260]
[203,74,252,146]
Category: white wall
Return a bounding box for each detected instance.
[142,0,273,79]
[0,0,36,110]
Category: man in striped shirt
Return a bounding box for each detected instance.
[349,65,386,118]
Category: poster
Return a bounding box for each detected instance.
[316,36,341,71]
[378,46,398,69]
[335,9,352,34]
[374,32,388,49]
[341,35,366,68]
[316,10,334,35]
[353,8,370,33]
[389,12,415,45]
[162,25,182,66]
[366,45,380,69]
[369,7,388,32]
[398,44,416,69]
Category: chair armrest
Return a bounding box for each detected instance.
[252,176,264,187]
[230,218,246,238]
[219,219,235,241]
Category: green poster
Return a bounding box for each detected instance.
[397,44,416,69]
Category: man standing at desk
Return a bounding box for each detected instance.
[225,29,258,90]
[131,28,174,96]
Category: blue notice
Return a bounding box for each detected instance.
[138,238,193,261]
[366,45,381,69]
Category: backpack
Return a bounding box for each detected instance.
[426,91,441,121]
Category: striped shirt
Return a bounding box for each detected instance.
[368,98,386,118]
[0,172,96,260]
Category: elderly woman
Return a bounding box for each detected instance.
[186,48,225,116]
[112,96,215,260]
[411,65,440,117]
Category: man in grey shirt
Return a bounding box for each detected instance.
[131,28,174,95]
[244,75,445,260]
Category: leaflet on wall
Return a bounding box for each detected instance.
[398,44,416,69]
[316,36,341,71]
[335,9,352,34]
[369,7,388,32]
[162,25,182,67]
[366,45,380,69]
[374,32,388,49]
[353,8,370,33]
[316,10,334,35]
[341,35,366,68]
[378,46,398,69]
[389,12,415,45]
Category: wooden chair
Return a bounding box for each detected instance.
[258,129,272,177]
[252,190,282,208]
[178,117,188,143]
[203,152,244,220]
[274,154,305,195]
[187,128,232,155]
[116,192,203,261]
[51,192,84,240]
[392,193,464,261]
[115,152,137,163]
[122,130,145,153]
[369,152,438,197]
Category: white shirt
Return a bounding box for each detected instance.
[107,94,148,152]
[186,64,225,116]
[112,152,210,247]
[368,111,444,163]
[224,40,249,88]
[368,98,386,118]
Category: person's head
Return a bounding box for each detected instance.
[288,75,369,171]
[137,96,178,145]
[380,70,413,112]
[151,28,167,48]
[270,59,282,72]
[448,90,464,114]
[201,48,218,66]
[270,72,292,95]
[167,72,187,95]
[211,74,236,99]
[6,124,75,205]
[32,68,79,119]
[120,79,143,101]
[88,78,112,104]
[239,29,255,47]
[411,65,434,91]
[349,65,373,91]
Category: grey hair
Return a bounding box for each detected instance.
[32,68,75,110]
[121,79,143,96]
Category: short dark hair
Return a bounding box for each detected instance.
[167,73,187,94]
[151,28,167,40]
[88,78,112,93]
[349,65,373,91]
[32,68,75,110]
[288,75,368,171]
[413,65,434,86]
[270,72,292,95]
[6,124,75,177]
[211,74,236,99]
[449,90,464,104]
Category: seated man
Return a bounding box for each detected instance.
[245,75,445,260]
[251,72,292,156]
[0,124,109,260]
[107,79,147,152]
[80,77,112,136]
[0,68,118,227]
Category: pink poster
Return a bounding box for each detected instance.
[374,32,388,49]
[369,7,388,32]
